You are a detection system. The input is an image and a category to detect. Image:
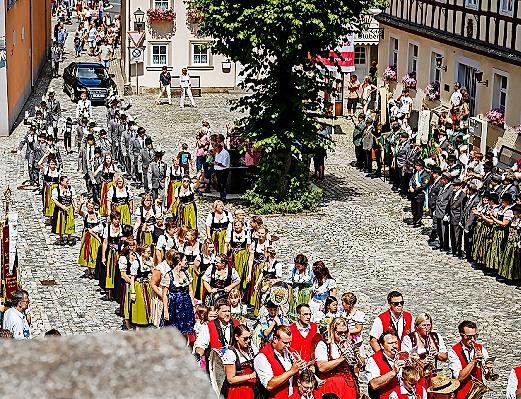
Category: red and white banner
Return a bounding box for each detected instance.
[316,33,355,73]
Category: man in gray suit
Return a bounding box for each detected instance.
[147,147,167,199]
[433,172,453,252]
[129,127,147,187]
[408,159,431,227]
[139,137,154,193]
[80,134,97,194]
[427,166,442,243]
[460,183,480,261]
[448,179,467,257]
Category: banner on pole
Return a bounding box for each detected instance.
[315,33,355,73]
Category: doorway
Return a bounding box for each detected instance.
[457,63,477,115]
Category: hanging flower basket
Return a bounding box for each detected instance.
[485,108,505,127]
[147,7,176,22]
[186,8,204,23]
[424,81,440,101]
[382,66,397,82]
[402,72,417,89]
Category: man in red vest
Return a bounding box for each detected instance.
[388,365,427,399]
[254,325,306,399]
[366,330,404,399]
[369,291,413,352]
[506,365,521,399]
[448,320,491,399]
[194,299,239,358]
[289,304,319,362]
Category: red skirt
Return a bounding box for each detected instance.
[225,365,256,399]
[316,372,359,399]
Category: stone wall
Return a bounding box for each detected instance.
[0,328,214,399]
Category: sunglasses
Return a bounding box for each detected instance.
[462,333,478,339]
[391,301,404,306]
[242,336,252,341]
[336,330,348,336]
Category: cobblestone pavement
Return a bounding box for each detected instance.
[5,26,520,396]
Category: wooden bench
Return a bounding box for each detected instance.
[169,75,202,97]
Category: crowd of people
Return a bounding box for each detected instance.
[51,0,120,79]
[7,5,521,397]
[350,80,521,288]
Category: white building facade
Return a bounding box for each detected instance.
[123,0,237,91]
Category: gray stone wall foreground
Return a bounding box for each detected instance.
[0,328,213,398]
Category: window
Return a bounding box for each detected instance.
[191,43,210,66]
[389,37,398,68]
[408,43,418,73]
[430,51,442,84]
[492,73,508,113]
[465,0,478,9]
[154,0,169,9]
[151,44,167,65]
[500,0,514,15]
[354,46,366,65]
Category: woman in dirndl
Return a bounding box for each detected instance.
[226,220,251,286]
[39,155,60,224]
[288,253,314,318]
[175,176,197,229]
[107,174,133,226]
[155,219,178,265]
[77,197,103,278]
[202,254,241,305]
[221,324,259,399]
[51,175,77,246]
[182,228,201,290]
[244,226,270,309]
[162,252,196,337]
[93,153,116,218]
[484,193,513,274]
[100,211,122,301]
[498,203,521,283]
[165,157,183,216]
[309,261,337,320]
[471,193,491,266]
[134,193,162,246]
[205,200,233,254]
[315,317,360,399]
[121,243,153,328]
[192,239,216,301]
[151,249,176,327]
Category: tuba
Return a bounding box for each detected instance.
[465,377,490,399]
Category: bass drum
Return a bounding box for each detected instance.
[208,348,226,398]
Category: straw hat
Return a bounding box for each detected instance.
[427,374,460,394]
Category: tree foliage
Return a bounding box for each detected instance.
[187,0,385,203]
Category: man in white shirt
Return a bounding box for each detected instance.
[254,325,305,398]
[397,89,413,122]
[194,300,237,356]
[3,289,32,340]
[506,365,521,399]
[179,67,196,108]
[450,82,462,110]
[213,143,231,202]
[447,320,492,399]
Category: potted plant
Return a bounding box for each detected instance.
[485,108,505,128]
[382,66,397,82]
[401,72,417,90]
[186,7,204,23]
[147,7,176,22]
[424,81,440,101]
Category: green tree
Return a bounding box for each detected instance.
[188,0,384,206]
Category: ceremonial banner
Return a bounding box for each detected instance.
[316,33,355,73]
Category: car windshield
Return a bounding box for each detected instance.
[76,67,107,79]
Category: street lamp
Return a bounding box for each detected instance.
[134,8,145,32]
[435,56,447,72]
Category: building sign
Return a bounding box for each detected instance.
[355,28,384,43]
[316,33,355,73]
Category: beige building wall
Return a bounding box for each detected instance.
[378,24,521,129]
[126,0,236,90]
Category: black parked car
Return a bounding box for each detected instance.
[63,62,117,103]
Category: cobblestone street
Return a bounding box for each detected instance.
[3,30,520,396]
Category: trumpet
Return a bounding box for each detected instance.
[472,345,498,382]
